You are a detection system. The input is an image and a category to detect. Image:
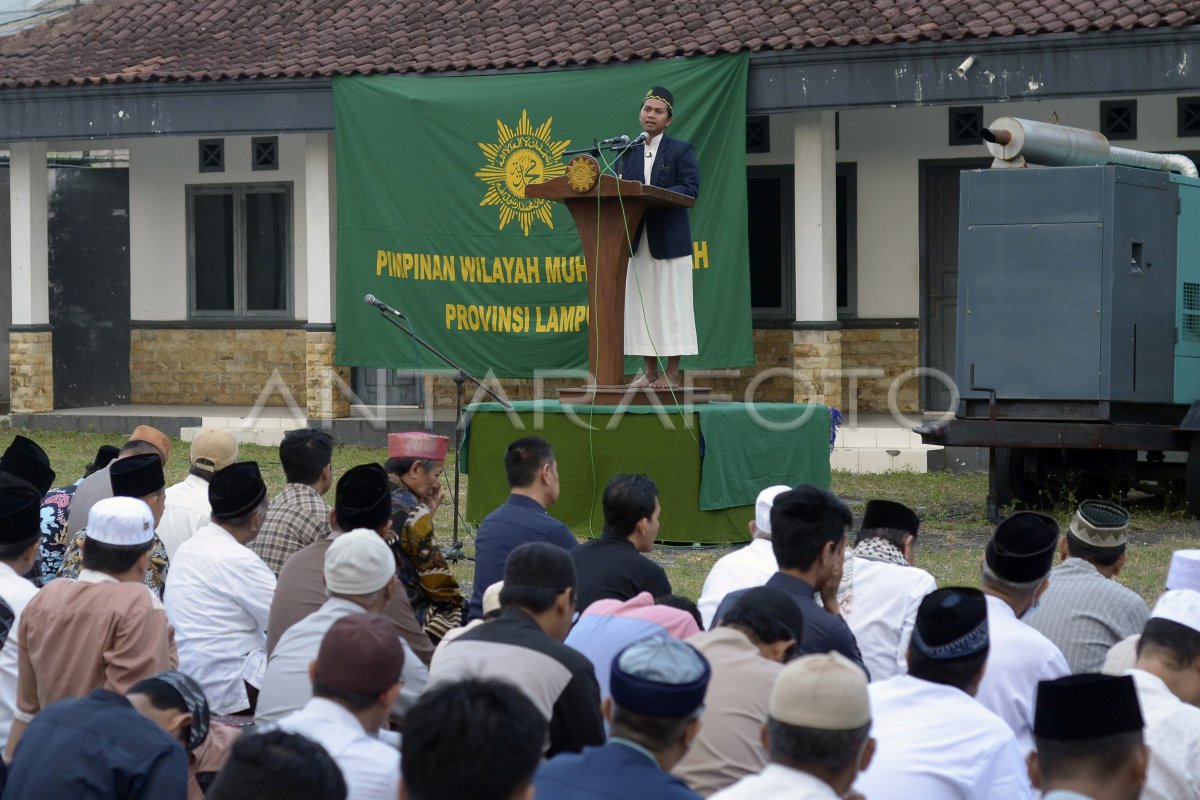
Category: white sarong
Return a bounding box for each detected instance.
[623,237,698,356]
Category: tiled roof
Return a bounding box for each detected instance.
[0,0,1198,87]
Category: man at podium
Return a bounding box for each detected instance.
[619,86,700,390]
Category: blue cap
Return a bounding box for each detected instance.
[610,637,710,718]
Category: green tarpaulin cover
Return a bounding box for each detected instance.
[463,402,831,544]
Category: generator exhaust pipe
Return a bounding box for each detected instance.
[982,117,1199,178]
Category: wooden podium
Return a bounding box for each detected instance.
[526,156,710,405]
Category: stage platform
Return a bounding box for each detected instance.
[462,401,834,545]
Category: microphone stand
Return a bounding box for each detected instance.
[602,136,642,177]
[564,139,602,158]
[370,306,511,563]
[564,135,644,164]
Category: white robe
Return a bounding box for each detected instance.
[623,133,697,357]
[0,562,37,751]
[712,764,839,799]
[841,557,937,682]
[164,522,276,714]
[975,595,1069,753]
[854,675,1033,800]
[696,539,777,629]
[1128,668,1200,800]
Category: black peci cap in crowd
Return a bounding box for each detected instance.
[335,464,391,531]
[209,462,268,520]
[0,473,43,544]
[110,453,165,498]
[860,499,920,537]
[986,511,1059,583]
[0,435,55,495]
[911,587,989,661]
[1034,673,1143,741]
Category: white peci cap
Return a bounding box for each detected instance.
[1167,550,1200,591]
[1150,589,1200,635]
[324,529,396,595]
[86,496,155,546]
[755,485,791,537]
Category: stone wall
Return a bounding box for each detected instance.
[839,327,920,414]
[125,325,920,415]
[10,331,53,413]
[130,328,306,407]
[305,331,351,419]
[793,329,843,409]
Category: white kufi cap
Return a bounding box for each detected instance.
[1150,589,1200,635]
[1167,550,1200,591]
[770,652,871,730]
[325,529,396,595]
[755,485,791,537]
[86,496,155,546]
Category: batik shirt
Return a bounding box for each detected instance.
[58,529,170,599]
[389,483,463,642]
[35,483,79,586]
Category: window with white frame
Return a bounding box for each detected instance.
[187,183,292,317]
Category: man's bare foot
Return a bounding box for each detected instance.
[649,374,678,389]
[628,374,652,389]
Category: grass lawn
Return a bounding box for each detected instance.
[17,428,1200,604]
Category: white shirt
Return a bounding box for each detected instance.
[1128,668,1200,800]
[697,539,777,629]
[273,697,400,800]
[712,763,839,799]
[842,557,937,681]
[1102,634,1140,676]
[643,133,663,183]
[158,474,212,560]
[255,597,429,725]
[164,522,276,714]
[975,595,1069,753]
[0,562,37,749]
[855,675,1033,800]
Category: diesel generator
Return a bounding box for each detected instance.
[917,117,1200,519]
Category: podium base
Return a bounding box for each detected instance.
[557,385,712,406]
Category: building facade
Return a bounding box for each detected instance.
[1,4,1198,419]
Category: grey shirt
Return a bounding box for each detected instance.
[1024,558,1150,673]
[63,466,113,540]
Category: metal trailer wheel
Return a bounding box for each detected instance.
[988,447,1042,521]
[1187,437,1200,519]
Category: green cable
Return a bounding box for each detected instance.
[605,144,745,542]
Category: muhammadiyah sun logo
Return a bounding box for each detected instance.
[476,110,570,236]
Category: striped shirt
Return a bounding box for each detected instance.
[251,484,332,576]
[1024,558,1150,674]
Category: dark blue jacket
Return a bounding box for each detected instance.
[469,494,577,620]
[3,689,188,800]
[535,740,701,800]
[617,135,699,260]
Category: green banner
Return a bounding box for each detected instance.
[333,55,753,376]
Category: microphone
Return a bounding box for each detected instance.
[364,293,407,319]
[599,134,630,146]
[632,131,648,145]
